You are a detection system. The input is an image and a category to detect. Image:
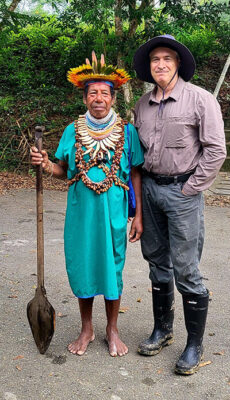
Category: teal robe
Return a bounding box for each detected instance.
[55,120,144,300]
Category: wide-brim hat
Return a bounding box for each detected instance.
[133,34,196,83]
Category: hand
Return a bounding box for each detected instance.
[30,146,49,169]
[129,215,143,243]
[181,188,188,196]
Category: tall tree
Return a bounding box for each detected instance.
[60,0,158,117]
[114,0,156,116]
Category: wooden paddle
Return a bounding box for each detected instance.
[27,126,55,354]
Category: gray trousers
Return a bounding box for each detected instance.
[141,176,207,295]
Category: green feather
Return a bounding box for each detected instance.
[75,67,93,75]
[101,65,116,74]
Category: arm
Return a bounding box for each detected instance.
[182,95,226,196]
[129,166,143,243]
[30,146,68,180]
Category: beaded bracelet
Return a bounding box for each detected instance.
[43,159,53,177]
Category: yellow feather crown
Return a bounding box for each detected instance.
[67,51,131,89]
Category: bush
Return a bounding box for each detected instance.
[0,16,229,172]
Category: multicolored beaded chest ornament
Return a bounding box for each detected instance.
[67,52,131,194]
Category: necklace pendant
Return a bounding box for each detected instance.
[97,150,107,164]
[97,150,103,160]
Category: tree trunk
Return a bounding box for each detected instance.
[0,0,22,31]
[115,0,134,121]
[213,54,230,98]
[115,0,123,36]
[143,82,154,94]
[8,0,22,12]
[117,53,134,121]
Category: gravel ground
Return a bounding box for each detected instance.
[0,187,230,400]
[1,171,230,207]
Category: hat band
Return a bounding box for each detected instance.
[85,80,114,88]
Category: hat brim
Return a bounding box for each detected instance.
[133,36,196,83]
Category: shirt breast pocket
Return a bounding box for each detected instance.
[164,117,197,148]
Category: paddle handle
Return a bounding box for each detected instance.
[35,126,45,289]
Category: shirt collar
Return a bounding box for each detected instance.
[169,76,186,101]
[149,76,186,103]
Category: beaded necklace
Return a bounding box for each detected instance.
[77,113,121,160]
[85,109,116,131]
[68,114,129,194]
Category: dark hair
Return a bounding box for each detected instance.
[84,83,115,98]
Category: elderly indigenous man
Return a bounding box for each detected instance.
[133,35,226,374]
[30,52,144,357]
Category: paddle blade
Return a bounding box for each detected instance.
[27,287,55,354]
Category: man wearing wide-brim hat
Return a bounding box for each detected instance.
[133,34,226,375]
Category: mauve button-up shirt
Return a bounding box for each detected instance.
[134,77,226,195]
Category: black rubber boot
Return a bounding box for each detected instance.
[138,280,174,356]
[175,291,209,375]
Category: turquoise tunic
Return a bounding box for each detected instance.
[55,120,144,300]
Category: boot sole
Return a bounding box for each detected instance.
[175,354,204,375]
[138,337,174,356]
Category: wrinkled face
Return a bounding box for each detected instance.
[83,82,115,119]
[149,47,179,88]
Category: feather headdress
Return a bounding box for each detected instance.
[67,51,131,89]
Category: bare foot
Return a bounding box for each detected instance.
[106,328,128,357]
[68,330,95,356]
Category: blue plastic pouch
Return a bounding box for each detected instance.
[127,124,136,217]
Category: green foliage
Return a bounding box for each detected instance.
[59,0,115,30]
[177,28,218,63]
[0,19,91,171]
[0,0,40,32]
[0,2,229,172]
[162,0,229,27]
[0,95,15,111]
[154,26,220,64]
[143,0,230,64]
[1,3,229,98]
